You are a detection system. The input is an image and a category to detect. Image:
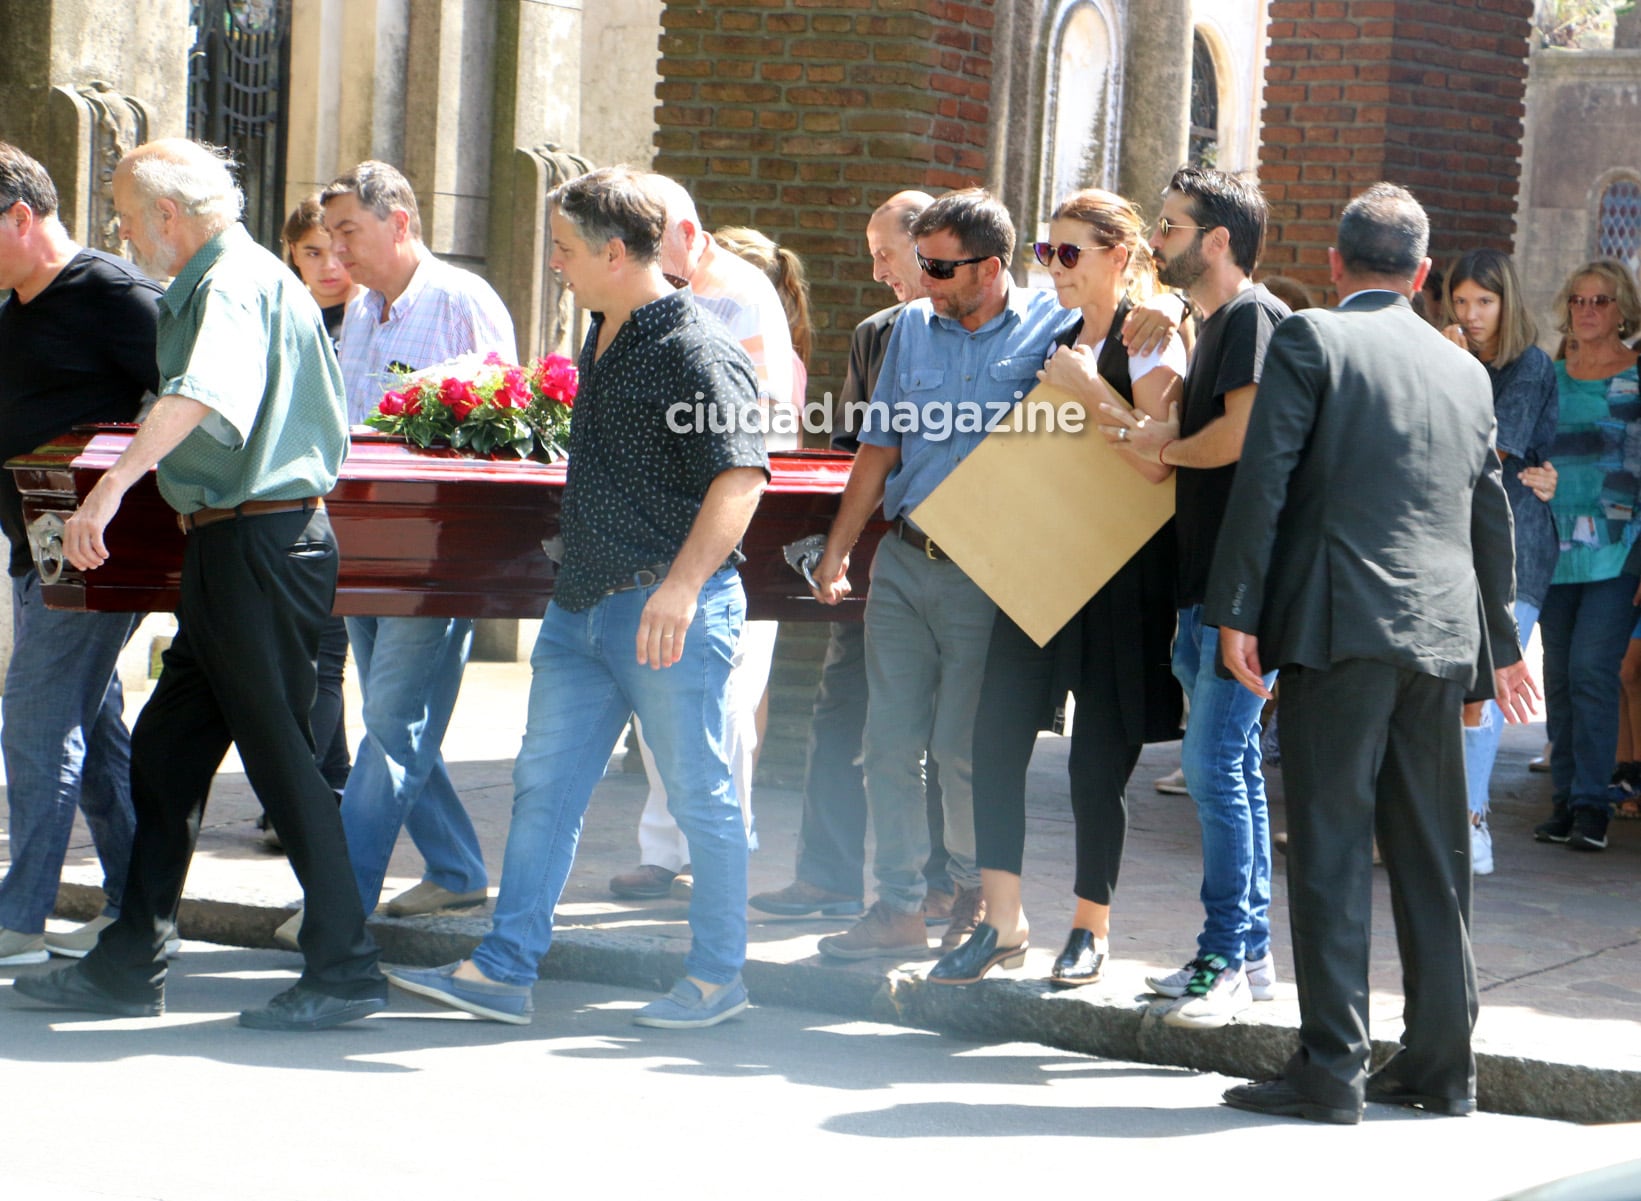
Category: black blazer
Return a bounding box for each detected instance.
[1203,291,1520,689]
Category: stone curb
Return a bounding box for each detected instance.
[55,884,1640,1125]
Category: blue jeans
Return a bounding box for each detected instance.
[475,569,747,987]
[1173,605,1275,966]
[340,616,487,913]
[0,572,139,932]
[1464,600,1540,818]
[1540,576,1637,814]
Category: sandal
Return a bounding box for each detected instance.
[1615,798,1641,820]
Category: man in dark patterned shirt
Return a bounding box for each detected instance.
[388,167,769,1029]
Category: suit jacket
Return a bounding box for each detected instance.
[1202,290,1520,689]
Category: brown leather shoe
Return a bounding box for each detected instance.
[816,901,931,960]
[938,886,986,952]
[609,864,679,899]
[749,879,863,917]
[921,887,957,926]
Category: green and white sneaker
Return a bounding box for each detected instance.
[1162,953,1252,1029]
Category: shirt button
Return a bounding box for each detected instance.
[964,374,972,381]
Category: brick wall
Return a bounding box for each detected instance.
[653,0,996,411]
[1258,0,1535,294]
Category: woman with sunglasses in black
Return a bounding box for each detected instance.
[929,188,1185,986]
[1531,258,1641,853]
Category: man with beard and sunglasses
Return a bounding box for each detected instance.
[809,188,1075,961]
[1098,166,1291,1029]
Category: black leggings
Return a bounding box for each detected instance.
[970,608,1139,906]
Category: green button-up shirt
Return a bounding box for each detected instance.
[154,224,347,513]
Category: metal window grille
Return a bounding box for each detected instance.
[1189,33,1219,168]
[187,0,291,251]
[1597,178,1641,272]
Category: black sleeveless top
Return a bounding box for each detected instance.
[1046,298,1183,745]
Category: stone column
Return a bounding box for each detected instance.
[1116,0,1193,213]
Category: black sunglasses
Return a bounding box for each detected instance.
[916,250,992,281]
[1032,241,1109,270]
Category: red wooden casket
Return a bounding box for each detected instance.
[7,427,883,622]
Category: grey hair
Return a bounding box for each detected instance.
[124,140,243,232]
[1336,182,1428,280]
[549,166,667,265]
[320,160,423,240]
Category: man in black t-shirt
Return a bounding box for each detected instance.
[1104,166,1290,1030]
[0,143,162,964]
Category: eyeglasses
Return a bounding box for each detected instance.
[1153,217,1207,239]
[1031,241,1110,270]
[1569,294,1618,309]
[916,250,992,281]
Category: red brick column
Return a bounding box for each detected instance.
[1257,0,1534,295]
[653,0,995,409]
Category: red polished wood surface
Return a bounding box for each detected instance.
[8,428,880,621]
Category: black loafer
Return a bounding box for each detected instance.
[1049,929,1105,987]
[927,922,1027,985]
[13,963,163,1018]
[1223,1079,1362,1125]
[239,983,387,1031]
[1365,1073,1476,1116]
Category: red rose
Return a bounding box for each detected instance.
[496,368,532,410]
[440,377,479,420]
[377,391,406,417]
[404,390,423,416]
[539,354,578,406]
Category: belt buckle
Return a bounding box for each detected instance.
[924,537,938,561]
[632,569,658,588]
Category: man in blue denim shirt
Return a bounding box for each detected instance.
[811,188,1074,959]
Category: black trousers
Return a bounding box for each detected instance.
[312,615,352,793]
[971,609,1138,906]
[1280,659,1477,1108]
[83,509,384,1001]
[793,621,948,898]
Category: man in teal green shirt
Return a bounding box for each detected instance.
[15,138,388,1031]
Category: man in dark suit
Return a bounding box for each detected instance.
[1205,183,1537,1124]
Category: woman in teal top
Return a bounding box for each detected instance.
[1534,258,1641,853]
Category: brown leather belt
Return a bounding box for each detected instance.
[894,518,950,561]
[177,497,324,534]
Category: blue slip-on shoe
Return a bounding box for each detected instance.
[386,961,533,1025]
[632,976,749,1029]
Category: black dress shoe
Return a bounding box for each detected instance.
[1049,929,1105,988]
[239,983,388,1031]
[1223,1079,1361,1125]
[12,963,163,1017]
[1365,1073,1476,1116]
[927,922,1027,985]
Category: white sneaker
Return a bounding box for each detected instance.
[0,928,48,965]
[273,910,303,951]
[44,914,182,959]
[1471,818,1495,876]
[1154,768,1190,795]
[1245,952,1277,1001]
[1145,958,1202,998]
[1162,955,1252,1029]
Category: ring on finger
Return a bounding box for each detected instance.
[1118,427,1128,442]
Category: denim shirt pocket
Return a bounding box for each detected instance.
[989,355,1040,403]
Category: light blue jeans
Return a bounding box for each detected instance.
[475,569,747,987]
[340,615,487,913]
[861,536,990,913]
[1463,600,1540,819]
[1173,605,1276,968]
[0,571,140,932]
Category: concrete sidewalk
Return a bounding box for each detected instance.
[23,656,1641,1125]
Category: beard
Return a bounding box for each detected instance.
[1155,235,1208,291]
[130,215,180,281]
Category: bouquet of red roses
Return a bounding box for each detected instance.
[365,351,578,461]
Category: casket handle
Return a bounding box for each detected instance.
[27,512,66,585]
